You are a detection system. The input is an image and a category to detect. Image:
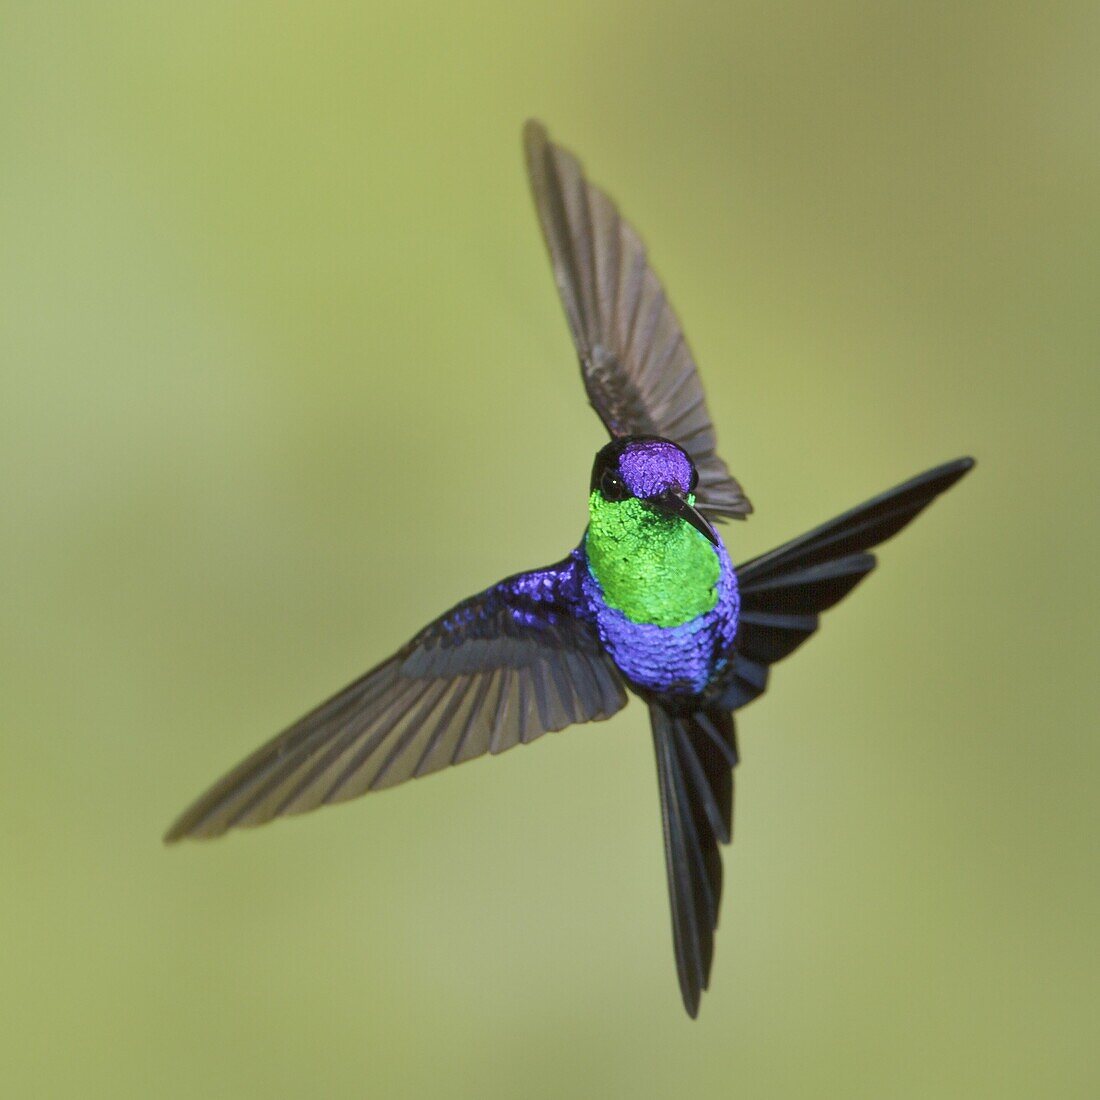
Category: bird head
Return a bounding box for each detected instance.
[589,437,718,545]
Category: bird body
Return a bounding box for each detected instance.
[586,492,722,629]
[581,439,740,695]
[166,121,974,1018]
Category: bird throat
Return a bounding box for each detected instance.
[585,492,720,627]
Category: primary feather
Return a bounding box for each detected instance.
[524,121,752,521]
[165,555,626,842]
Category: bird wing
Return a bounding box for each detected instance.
[722,457,975,709]
[523,120,751,522]
[165,555,627,841]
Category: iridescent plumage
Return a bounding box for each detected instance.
[582,438,740,693]
[166,121,974,1019]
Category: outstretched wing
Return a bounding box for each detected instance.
[165,555,627,842]
[721,457,975,709]
[524,120,751,522]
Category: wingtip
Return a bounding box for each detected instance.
[934,455,977,492]
[163,820,228,844]
[162,818,192,845]
[942,455,976,475]
[522,118,549,150]
[162,811,219,845]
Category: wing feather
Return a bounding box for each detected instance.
[720,458,975,711]
[524,120,751,521]
[165,555,627,842]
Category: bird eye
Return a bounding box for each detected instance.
[600,468,629,501]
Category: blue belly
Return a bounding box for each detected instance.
[580,541,740,695]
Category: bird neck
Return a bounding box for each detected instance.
[585,492,721,627]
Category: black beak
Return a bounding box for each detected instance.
[650,489,720,546]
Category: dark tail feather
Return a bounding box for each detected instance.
[719,457,975,710]
[650,701,738,1018]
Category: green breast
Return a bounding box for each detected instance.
[585,491,720,627]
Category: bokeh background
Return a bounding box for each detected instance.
[2,2,1097,1097]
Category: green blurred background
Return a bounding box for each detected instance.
[2,2,1097,1097]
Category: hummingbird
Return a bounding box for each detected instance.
[166,120,974,1018]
